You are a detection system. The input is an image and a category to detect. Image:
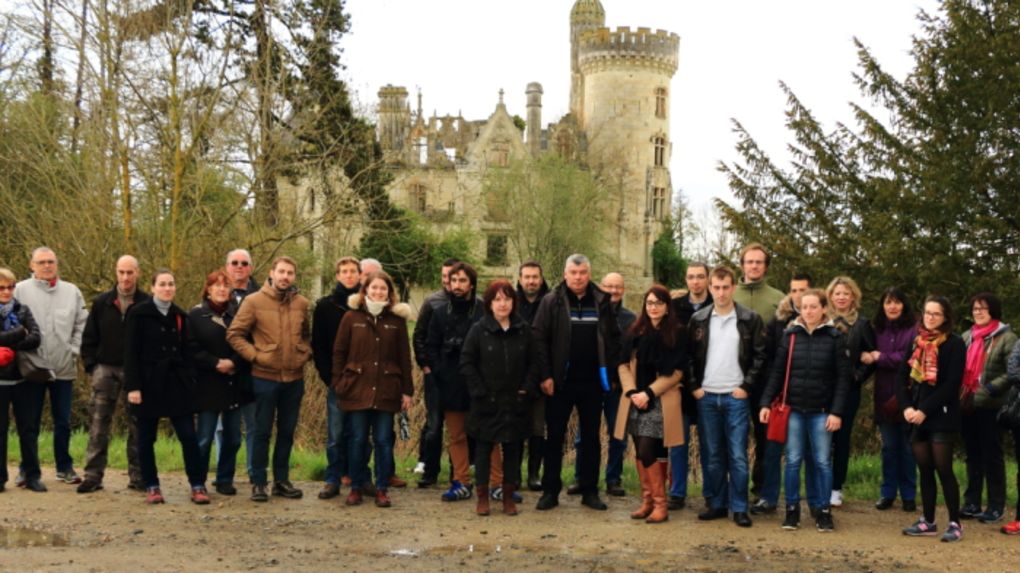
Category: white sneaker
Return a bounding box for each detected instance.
[413,461,426,475]
[830,490,843,507]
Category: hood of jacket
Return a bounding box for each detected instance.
[347,292,411,319]
[785,316,838,336]
[775,294,798,322]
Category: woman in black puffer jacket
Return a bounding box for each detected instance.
[759,289,851,532]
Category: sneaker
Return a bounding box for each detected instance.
[318,483,340,499]
[875,498,895,510]
[413,462,426,475]
[941,521,963,542]
[25,478,47,492]
[902,518,939,536]
[1000,520,1020,535]
[960,503,982,519]
[490,486,524,503]
[782,504,800,530]
[77,479,104,494]
[146,487,165,504]
[56,470,83,484]
[750,499,777,515]
[250,484,269,502]
[829,490,843,508]
[272,481,303,499]
[214,483,237,496]
[345,488,363,506]
[977,508,1004,523]
[441,480,472,502]
[190,486,211,505]
[815,508,834,532]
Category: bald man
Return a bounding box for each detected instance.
[77,255,151,493]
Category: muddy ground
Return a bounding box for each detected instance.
[1,466,1017,572]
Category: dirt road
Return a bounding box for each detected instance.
[2,466,1017,572]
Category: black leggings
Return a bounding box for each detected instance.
[474,440,521,488]
[913,439,960,524]
[1014,428,1020,520]
[632,435,667,469]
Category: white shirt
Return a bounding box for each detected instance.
[702,308,743,394]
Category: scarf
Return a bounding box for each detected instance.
[365,299,387,317]
[207,299,229,316]
[908,327,948,386]
[962,320,1000,395]
[333,282,359,306]
[831,309,859,334]
[153,298,172,316]
[1,300,20,332]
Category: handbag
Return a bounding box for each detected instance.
[997,387,1020,430]
[766,333,796,444]
[16,348,55,383]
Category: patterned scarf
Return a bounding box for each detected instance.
[1,300,20,332]
[962,320,1000,395]
[908,326,947,386]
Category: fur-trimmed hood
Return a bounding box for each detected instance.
[774,294,798,322]
[347,292,411,319]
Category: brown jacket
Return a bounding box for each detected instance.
[226,280,311,382]
[613,356,685,447]
[331,293,413,412]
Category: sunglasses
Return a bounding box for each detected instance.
[229,260,251,267]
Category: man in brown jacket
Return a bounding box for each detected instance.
[227,256,312,502]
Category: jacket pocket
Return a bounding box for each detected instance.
[253,342,278,368]
[336,362,362,395]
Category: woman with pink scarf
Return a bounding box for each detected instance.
[959,292,1017,524]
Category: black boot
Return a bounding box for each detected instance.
[527,437,544,491]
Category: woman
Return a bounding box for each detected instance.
[759,289,851,532]
[1003,340,1020,535]
[332,270,413,508]
[459,280,537,516]
[125,269,208,504]
[825,276,875,508]
[958,292,1016,523]
[614,285,685,524]
[863,287,918,511]
[190,269,253,496]
[898,296,966,542]
[0,267,43,493]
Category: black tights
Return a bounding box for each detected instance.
[632,435,667,469]
[913,440,960,524]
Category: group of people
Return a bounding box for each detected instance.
[2,244,1019,543]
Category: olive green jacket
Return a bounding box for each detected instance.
[962,323,1018,410]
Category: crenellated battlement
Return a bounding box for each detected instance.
[577,26,679,74]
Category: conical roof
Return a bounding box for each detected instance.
[570,0,605,23]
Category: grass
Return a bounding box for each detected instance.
[6,430,1018,508]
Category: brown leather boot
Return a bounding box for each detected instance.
[631,460,654,520]
[502,483,519,516]
[476,485,490,516]
[646,461,669,524]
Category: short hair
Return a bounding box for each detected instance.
[482,279,516,317]
[709,265,736,285]
[0,267,16,284]
[738,243,771,267]
[360,270,399,308]
[685,261,709,275]
[970,292,1003,321]
[826,276,862,312]
[360,258,383,271]
[448,261,477,287]
[924,295,954,334]
[151,268,174,286]
[226,249,252,264]
[334,256,360,273]
[564,253,591,271]
[873,286,916,332]
[800,288,828,308]
[31,246,56,261]
[442,258,461,268]
[519,260,543,276]
[791,272,812,286]
[271,256,297,272]
[201,269,232,301]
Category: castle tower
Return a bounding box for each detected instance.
[377,85,410,163]
[526,82,543,157]
[569,0,605,124]
[577,25,679,279]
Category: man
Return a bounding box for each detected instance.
[667,261,713,509]
[566,272,633,497]
[532,254,621,511]
[311,257,361,499]
[412,258,459,487]
[359,258,383,277]
[225,248,259,481]
[424,262,484,501]
[227,256,311,502]
[14,247,88,488]
[516,260,549,491]
[688,266,766,528]
[77,255,151,493]
[751,272,813,515]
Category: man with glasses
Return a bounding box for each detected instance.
[224,249,259,488]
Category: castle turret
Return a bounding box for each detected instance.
[569,0,605,123]
[377,85,410,163]
[526,82,543,157]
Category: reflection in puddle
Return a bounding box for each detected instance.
[1,527,69,548]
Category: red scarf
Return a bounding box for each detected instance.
[962,320,1000,395]
[908,327,947,386]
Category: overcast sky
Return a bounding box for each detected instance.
[340,0,940,211]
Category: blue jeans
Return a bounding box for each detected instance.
[197,408,243,485]
[758,437,817,506]
[250,377,304,485]
[348,409,395,490]
[878,422,917,501]
[697,393,750,512]
[324,388,350,486]
[831,386,860,491]
[573,389,626,484]
[44,379,75,473]
[785,411,833,508]
[668,416,696,498]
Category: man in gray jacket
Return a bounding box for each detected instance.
[13,247,88,486]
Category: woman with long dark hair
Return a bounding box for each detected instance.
[899,296,966,542]
[615,284,686,524]
[863,287,918,511]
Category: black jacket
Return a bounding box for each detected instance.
[460,315,538,443]
[895,334,965,433]
[311,283,359,385]
[412,289,445,368]
[124,300,196,419]
[188,301,252,412]
[81,288,152,373]
[613,301,637,335]
[835,316,877,389]
[760,320,852,416]
[532,281,622,389]
[672,292,713,327]
[425,292,484,411]
[0,301,42,381]
[515,281,549,325]
[687,303,767,394]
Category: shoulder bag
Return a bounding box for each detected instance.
[766,333,796,444]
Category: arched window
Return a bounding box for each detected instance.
[655,88,667,119]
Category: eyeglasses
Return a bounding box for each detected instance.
[923,311,944,318]
[645,300,667,308]
[972,306,989,313]
[0,285,14,291]
[229,260,251,267]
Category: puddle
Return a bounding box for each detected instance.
[0,527,69,549]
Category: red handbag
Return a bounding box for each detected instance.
[767,333,796,444]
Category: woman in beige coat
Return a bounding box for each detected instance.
[614,284,686,523]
